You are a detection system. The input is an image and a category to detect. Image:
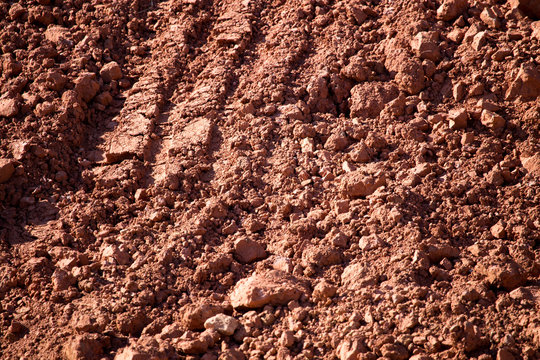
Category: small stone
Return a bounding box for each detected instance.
[341,263,377,290]
[437,0,468,21]
[359,234,385,251]
[505,63,540,100]
[63,334,103,360]
[324,131,349,151]
[497,348,515,360]
[313,280,337,300]
[52,269,76,291]
[230,270,304,309]
[481,110,505,129]
[234,238,266,264]
[411,31,441,62]
[337,337,367,360]
[182,302,224,330]
[300,137,315,153]
[380,343,408,360]
[340,170,386,198]
[453,82,466,102]
[491,220,507,239]
[100,61,123,82]
[203,314,239,336]
[510,0,540,19]
[75,73,100,103]
[114,347,150,360]
[448,108,468,130]
[279,330,295,348]
[461,133,474,145]
[472,31,487,51]
[480,7,502,28]
[102,245,131,265]
[0,159,15,183]
[521,153,540,177]
[35,101,56,117]
[0,98,19,117]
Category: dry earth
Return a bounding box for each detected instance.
[0,0,540,359]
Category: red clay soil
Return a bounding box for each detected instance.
[0,0,539,359]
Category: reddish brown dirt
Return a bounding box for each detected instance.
[0,0,539,359]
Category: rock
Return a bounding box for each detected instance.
[437,0,468,21]
[63,335,103,360]
[341,56,369,82]
[74,73,100,102]
[359,234,385,251]
[35,101,56,117]
[114,347,150,360]
[491,220,507,239]
[176,329,219,355]
[481,110,505,129]
[477,261,526,290]
[204,314,239,336]
[182,302,224,330]
[52,269,76,291]
[313,280,337,300]
[337,337,367,360]
[396,59,425,95]
[301,246,343,268]
[532,21,540,41]
[102,245,131,265]
[100,61,123,82]
[521,153,540,177]
[324,131,349,151]
[0,159,15,183]
[0,98,20,117]
[411,31,441,62]
[9,3,26,20]
[341,263,376,290]
[349,82,399,118]
[340,170,386,198]
[229,270,304,309]
[380,343,408,360]
[480,7,502,28]
[510,0,540,19]
[472,31,487,51]
[505,63,540,100]
[234,238,266,264]
[448,108,468,130]
[497,348,515,360]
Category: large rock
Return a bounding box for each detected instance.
[230,270,304,309]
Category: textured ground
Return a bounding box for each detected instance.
[0,0,539,359]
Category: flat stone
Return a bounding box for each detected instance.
[230,270,304,309]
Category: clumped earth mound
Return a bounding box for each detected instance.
[0,0,539,359]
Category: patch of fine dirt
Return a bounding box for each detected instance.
[0,0,539,359]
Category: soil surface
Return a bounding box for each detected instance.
[0,0,539,359]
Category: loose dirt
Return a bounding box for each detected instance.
[0,0,539,359]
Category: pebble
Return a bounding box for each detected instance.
[204,314,239,336]
[74,73,100,103]
[410,31,441,62]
